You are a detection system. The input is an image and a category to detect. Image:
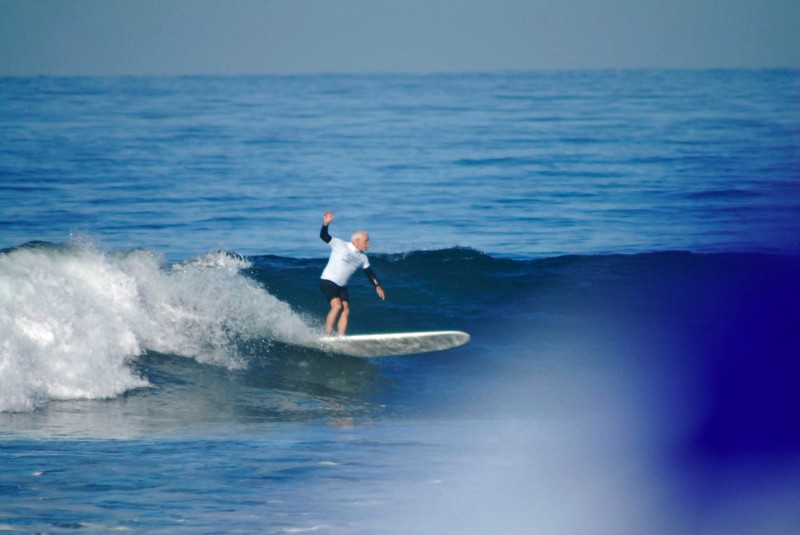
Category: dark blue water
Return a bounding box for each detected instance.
[2,71,800,533]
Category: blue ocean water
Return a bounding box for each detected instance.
[2,71,800,533]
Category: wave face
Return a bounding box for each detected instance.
[250,247,800,458]
[0,242,315,412]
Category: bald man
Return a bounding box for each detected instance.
[319,210,385,335]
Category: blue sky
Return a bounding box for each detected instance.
[1,0,798,75]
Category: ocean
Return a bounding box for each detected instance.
[1,70,799,534]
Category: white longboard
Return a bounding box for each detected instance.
[306,330,470,358]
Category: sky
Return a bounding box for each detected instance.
[1,0,798,76]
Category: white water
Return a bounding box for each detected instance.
[0,242,316,412]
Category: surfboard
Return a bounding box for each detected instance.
[307,330,470,358]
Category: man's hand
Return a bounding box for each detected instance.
[323,210,334,225]
[376,285,385,300]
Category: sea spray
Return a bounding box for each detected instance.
[0,243,148,412]
[0,243,316,412]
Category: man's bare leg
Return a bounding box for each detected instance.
[325,298,343,335]
[337,301,350,336]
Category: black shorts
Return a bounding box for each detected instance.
[319,279,350,303]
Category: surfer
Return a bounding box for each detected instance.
[319,210,385,336]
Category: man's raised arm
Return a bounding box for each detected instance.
[320,210,334,243]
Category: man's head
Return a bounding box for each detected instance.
[351,231,370,252]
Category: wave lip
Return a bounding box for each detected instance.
[0,243,315,413]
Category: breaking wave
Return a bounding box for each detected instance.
[0,241,316,412]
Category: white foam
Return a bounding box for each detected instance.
[0,243,316,412]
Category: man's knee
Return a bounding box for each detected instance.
[330,298,343,312]
[340,302,350,315]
